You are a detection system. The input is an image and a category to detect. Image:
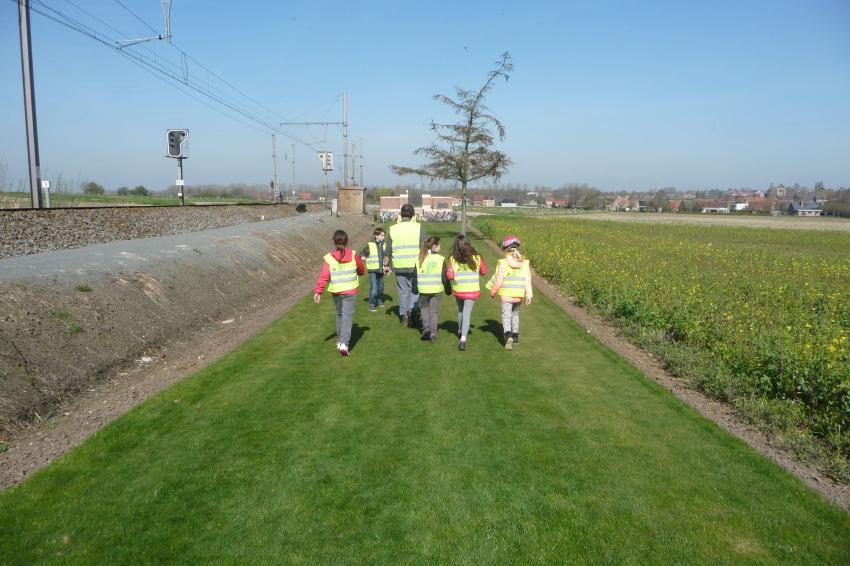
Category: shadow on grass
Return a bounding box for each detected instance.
[323,325,370,350]
[479,319,506,344]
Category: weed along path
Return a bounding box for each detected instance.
[1,225,849,562]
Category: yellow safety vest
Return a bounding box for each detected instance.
[449,255,481,293]
[417,253,445,294]
[389,220,420,269]
[324,252,359,294]
[365,241,380,271]
[486,258,530,298]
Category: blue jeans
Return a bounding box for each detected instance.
[369,272,385,308]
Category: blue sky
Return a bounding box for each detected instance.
[1,0,849,193]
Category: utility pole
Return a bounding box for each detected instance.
[342,91,348,188]
[271,134,280,203]
[18,0,43,209]
[358,141,364,187]
[290,143,295,195]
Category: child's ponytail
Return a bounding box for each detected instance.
[332,230,348,255]
[418,236,440,267]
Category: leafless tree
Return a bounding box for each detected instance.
[392,52,513,233]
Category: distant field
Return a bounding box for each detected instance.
[477,215,850,478]
[577,211,850,231]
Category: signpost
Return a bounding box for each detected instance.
[317,151,333,209]
[166,129,189,205]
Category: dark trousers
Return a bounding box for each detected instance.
[368,272,385,308]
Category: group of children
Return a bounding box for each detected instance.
[314,225,532,356]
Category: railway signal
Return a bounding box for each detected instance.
[165,129,189,206]
[166,129,189,158]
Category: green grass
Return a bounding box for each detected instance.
[75,285,92,293]
[1,225,848,563]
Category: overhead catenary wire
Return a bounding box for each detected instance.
[16,0,320,151]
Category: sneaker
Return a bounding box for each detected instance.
[429,333,437,343]
[458,339,467,351]
[400,314,408,326]
[336,341,341,350]
[504,336,513,351]
[339,344,349,357]
[369,306,377,312]
[513,333,519,344]
[378,302,385,307]
[406,315,416,328]
[420,331,431,341]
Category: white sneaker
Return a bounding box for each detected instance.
[336,341,341,350]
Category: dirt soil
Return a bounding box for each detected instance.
[0,211,372,489]
[470,227,850,514]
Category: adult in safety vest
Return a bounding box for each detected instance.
[416,236,447,342]
[486,234,533,350]
[386,203,426,327]
[446,234,487,351]
[359,226,388,311]
[313,229,366,356]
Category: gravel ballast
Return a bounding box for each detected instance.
[0,204,317,259]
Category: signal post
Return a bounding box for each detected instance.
[166,129,189,205]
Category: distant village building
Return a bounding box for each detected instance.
[421,194,459,210]
[380,192,409,212]
[499,198,517,208]
[788,201,823,217]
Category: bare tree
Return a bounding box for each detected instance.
[392,52,513,233]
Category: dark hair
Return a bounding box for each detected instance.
[450,235,477,271]
[400,204,415,218]
[418,236,440,267]
[332,230,348,255]
[373,227,384,236]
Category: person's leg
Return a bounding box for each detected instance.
[419,294,432,337]
[376,272,385,305]
[512,303,521,334]
[460,299,474,339]
[501,301,513,334]
[429,293,442,339]
[396,273,411,318]
[339,294,355,348]
[333,294,343,343]
[456,297,464,337]
[368,272,378,309]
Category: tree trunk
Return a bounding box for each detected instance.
[460,180,468,235]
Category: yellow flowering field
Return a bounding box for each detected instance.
[477,216,850,452]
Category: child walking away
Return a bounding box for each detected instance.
[314,230,365,356]
[446,234,486,351]
[486,235,532,350]
[360,227,388,312]
[416,236,446,343]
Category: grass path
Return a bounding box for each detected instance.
[2,225,849,563]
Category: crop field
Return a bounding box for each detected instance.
[2,224,849,562]
[477,216,850,475]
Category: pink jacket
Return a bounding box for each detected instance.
[314,248,366,295]
[488,254,533,304]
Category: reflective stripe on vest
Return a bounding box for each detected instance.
[416,253,445,294]
[485,258,529,298]
[389,221,420,268]
[365,241,380,271]
[324,252,359,294]
[449,255,480,293]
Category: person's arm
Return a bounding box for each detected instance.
[355,253,366,276]
[445,260,455,281]
[478,256,487,276]
[419,224,426,246]
[384,232,393,268]
[525,261,533,300]
[314,261,330,296]
[489,261,505,297]
[360,243,370,257]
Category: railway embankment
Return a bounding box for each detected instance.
[0,209,371,436]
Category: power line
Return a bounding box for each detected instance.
[17,0,320,150]
[113,0,159,35]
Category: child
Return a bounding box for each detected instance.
[487,235,532,350]
[360,227,388,312]
[314,229,366,356]
[446,234,486,351]
[416,236,446,343]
